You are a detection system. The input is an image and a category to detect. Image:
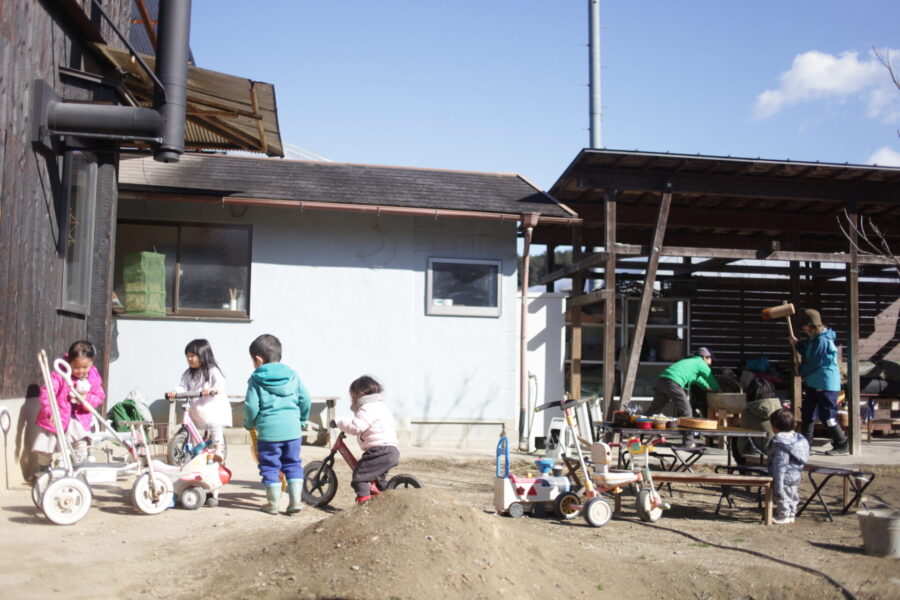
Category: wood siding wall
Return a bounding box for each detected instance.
[0,0,129,398]
[690,279,900,372]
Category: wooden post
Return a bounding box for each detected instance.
[846,204,861,455]
[603,188,618,420]
[569,227,584,403]
[789,260,803,421]
[546,244,556,293]
[619,187,672,407]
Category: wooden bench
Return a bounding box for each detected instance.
[648,471,773,525]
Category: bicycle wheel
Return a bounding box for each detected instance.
[131,472,173,515]
[385,474,422,490]
[302,461,338,507]
[41,477,92,526]
[167,428,190,466]
[636,488,664,522]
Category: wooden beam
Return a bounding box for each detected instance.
[578,168,900,203]
[535,251,609,286]
[134,0,157,48]
[567,289,613,310]
[620,189,672,407]
[569,227,584,403]
[847,204,861,454]
[535,243,644,286]
[250,82,269,154]
[603,189,618,421]
[575,204,843,234]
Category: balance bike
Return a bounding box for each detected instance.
[303,431,421,507]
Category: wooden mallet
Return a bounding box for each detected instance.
[761,301,800,363]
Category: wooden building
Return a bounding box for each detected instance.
[534,149,900,454]
[0,0,282,488]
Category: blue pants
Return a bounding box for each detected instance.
[257,438,303,485]
[801,388,839,427]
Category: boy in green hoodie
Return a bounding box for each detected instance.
[244,334,311,514]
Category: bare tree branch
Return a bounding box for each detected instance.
[838,209,900,279]
[874,47,900,90]
[873,47,900,137]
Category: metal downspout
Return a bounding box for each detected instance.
[153,0,192,162]
[518,213,540,450]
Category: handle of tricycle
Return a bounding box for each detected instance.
[496,436,510,478]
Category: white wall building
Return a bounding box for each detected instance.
[111,154,576,448]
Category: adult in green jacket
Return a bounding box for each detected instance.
[644,347,720,418]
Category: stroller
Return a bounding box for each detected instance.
[32,350,174,525]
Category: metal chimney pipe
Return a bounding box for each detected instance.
[153,0,192,163]
[588,0,601,149]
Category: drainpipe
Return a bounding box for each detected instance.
[153,0,192,163]
[518,213,540,451]
[31,0,192,163]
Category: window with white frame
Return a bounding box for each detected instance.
[61,150,98,314]
[426,258,501,317]
[113,220,252,318]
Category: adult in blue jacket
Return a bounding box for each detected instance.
[789,309,848,455]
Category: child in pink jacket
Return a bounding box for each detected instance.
[33,341,105,465]
[333,375,399,504]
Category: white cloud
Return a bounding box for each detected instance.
[867,146,900,167]
[753,49,900,121]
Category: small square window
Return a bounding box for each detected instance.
[426,258,501,317]
[61,151,97,314]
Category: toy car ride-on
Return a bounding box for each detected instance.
[494,436,573,518]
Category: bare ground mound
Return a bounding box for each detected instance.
[166,470,886,600]
[4,454,900,599]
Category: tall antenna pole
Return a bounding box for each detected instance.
[588,0,601,148]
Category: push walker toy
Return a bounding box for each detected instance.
[303,430,421,507]
[493,436,573,518]
[31,351,174,525]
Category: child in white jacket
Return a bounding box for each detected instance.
[333,375,399,504]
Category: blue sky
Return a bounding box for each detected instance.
[191,1,900,191]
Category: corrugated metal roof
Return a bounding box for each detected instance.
[91,43,283,157]
[118,153,575,219]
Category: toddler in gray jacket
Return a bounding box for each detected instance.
[767,408,810,524]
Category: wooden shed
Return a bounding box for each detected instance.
[533,149,900,454]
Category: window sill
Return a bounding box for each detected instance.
[113,312,252,323]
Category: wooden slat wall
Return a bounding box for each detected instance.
[0,1,130,399]
[690,279,900,372]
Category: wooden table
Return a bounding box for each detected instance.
[602,425,769,468]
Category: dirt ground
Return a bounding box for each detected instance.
[2,442,899,600]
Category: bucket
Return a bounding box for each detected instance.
[857,509,900,557]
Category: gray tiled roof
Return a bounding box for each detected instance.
[118,154,575,218]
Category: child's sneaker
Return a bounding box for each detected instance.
[356,494,372,505]
[369,482,381,496]
[772,515,792,524]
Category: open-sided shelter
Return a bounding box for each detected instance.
[534,149,900,454]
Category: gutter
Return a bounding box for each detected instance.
[119,191,583,226]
